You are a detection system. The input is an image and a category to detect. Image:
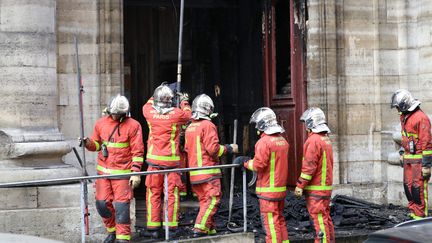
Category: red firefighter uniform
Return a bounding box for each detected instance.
[296,133,334,243]
[85,115,144,242]
[142,98,191,229]
[184,119,231,234]
[243,133,289,243]
[400,108,432,219]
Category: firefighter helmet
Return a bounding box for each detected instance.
[300,107,330,133]
[153,83,175,108]
[192,94,214,120]
[390,89,421,113]
[249,107,284,135]
[108,94,129,115]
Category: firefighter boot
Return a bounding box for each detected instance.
[140,229,160,239]
[103,233,116,243]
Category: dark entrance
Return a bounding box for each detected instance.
[123,0,306,226]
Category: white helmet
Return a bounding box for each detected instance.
[300,107,330,133]
[108,94,129,115]
[250,107,284,135]
[192,94,214,120]
[390,89,421,113]
[153,83,174,108]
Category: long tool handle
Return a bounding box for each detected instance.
[74,36,89,241]
[176,0,185,106]
[228,119,238,223]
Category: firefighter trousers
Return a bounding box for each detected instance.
[95,178,133,242]
[145,167,181,229]
[306,195,334,243]
[403,162,429,218]
[192,179,221,234]
[259,198,289,243]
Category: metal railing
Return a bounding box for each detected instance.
[0,164,248,242]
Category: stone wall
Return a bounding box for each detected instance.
[307,0,432,205]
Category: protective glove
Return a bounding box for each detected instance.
[422,167,431,181]
[294,187,303,197]
[129,175,141,189]
[228,144,239,154]
[233,156,250,167]
[178,92,189,102]
[78,137,89,147]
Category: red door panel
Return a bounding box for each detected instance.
[262,0,306,188]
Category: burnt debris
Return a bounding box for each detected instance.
[134,191,411,242]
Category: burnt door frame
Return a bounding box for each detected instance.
[262,0,307,188]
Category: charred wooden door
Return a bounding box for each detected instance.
[262,0,307,188]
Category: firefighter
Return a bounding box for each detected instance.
[142,83,192,238]
[233,107,289,243]
[184,94,238,237]
[294,107,335,243]
[80,94,144,243]
[390,89,432,219]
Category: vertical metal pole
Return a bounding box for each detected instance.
[164,173,169,241]
[176,0,185,99]
[75,35,88,243]
[228,120,238,223]
[242,169,247,232]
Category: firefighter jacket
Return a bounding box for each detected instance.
[143,98,192,168]
[297,132,334,197]
[86,116,144,175]
[244,133,289,201]
[184,119,230,184]
[400,108,432,167]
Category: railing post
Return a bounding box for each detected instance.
[242,169,247,232]
[164,173,169,241]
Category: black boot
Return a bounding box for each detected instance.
[140,229,160,239]
[103,233,116,243]
[116,240,129,243]
[192,230,207,238]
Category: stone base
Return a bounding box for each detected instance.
[0,165,82,183]
[0,183,137,243]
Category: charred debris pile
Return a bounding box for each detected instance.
[135,192,411,241]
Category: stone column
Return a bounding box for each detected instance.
[0,0,80,180]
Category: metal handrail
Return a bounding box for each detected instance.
[0,164,239,188]
[0,164,248,241]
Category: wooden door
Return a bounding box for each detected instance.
[262,0,307,188]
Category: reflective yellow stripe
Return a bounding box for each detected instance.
[300,173,312,180]
[409,213,423,220]
[248,160,254,171]
[321,151,327,186]
[282,241,290,243]
[147,189,162,227]
[132,157,144,162]
[218,145,225,157]
[425,181,428,217]
[103,141,130,148]
[173,187,179,226]
[94,141,100,151]
[318,213,327,243]
[170,123,177,157]
[404,154,423,159]
[147,145,181,161]
[208,229,217,235]
[423,150,432,155]
[256,186,286,192]
[179,192,187,196]
[106,227,116,233]
[196,196,217,231]
[197,136,203,167]
[116,234,131,240]
[267,213,277,243]
[304,185,332,190]
[402,131,418,138]
[190,169,221,176]
[149,99,154,104]
[96,165,131,174]
[270,152,275,187]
